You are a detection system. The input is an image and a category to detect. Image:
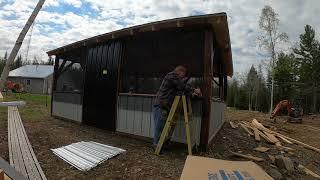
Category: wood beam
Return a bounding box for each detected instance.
[200,29,213,149]
[51,56,59,116]
[57,59,67,75]
[58,62,74,77]
[52,56,59,92]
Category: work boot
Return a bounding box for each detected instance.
[163,139,171,150]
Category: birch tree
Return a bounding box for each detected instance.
[258,5,288,114]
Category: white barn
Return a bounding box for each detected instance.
[8,65,53,94]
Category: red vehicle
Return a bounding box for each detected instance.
[4,80,24,93]
[271,99,303,123]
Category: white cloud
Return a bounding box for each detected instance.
[64,0,81,8]
[0,0,319,74]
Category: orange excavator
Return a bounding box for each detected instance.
[271,99,303,123]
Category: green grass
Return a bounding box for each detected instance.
[2,92,51,105]
[0,92,52,127]
[226,106,238,111]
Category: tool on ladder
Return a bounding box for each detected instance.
[154,94,194,155]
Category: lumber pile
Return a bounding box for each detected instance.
[229,119,320,179]
[232,119,320,154]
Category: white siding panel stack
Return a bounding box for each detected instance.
[52,141,125,171]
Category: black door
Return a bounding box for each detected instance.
[82,41,123,130]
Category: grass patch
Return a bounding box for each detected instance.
[2,92,51,105]
[0,92,52,125]
[226,106,238,111]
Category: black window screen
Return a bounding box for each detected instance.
[55,62,84,93]
[120,29,204,94]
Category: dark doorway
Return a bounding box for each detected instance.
[82,41,123,130]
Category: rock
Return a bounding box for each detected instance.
[268,155,275,164]
[267,168,283,180]
[275,155,294,173]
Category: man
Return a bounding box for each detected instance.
[153,65,201,148]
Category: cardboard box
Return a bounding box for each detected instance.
[180,156,273,180]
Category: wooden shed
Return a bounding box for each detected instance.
[47,13,233,148]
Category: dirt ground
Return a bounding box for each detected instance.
[0,94,320,179]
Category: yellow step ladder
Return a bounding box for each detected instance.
[154,95,193,155]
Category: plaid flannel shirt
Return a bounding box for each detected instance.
[154,71,194,110]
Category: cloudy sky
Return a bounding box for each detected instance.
[0,0,319,75]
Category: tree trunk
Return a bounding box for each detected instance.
[312,82,317,113]
[255,87,259,111]
[248,91,251,111]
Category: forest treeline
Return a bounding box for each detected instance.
[227,24,320,113]
[0,53,54,73]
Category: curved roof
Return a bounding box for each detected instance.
[47,13,233,76]
[9,65,53,78]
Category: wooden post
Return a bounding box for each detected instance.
[0,169,4,180]
[51,56,59,115]
[200,29,213,149]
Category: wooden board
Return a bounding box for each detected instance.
[0,169,4,180]
[8,107,27,176]
[257,130,273,143]
[298,164,320,179]
[8,107,47,180]
[14,107,47,180]
[229,121,237,129]
[277,146,294,152]
[200,29,213,147]
[230,151,264,162]
[277,135,293,144]
[264,131,282,146]
[253,127,261,141]
[240,124,253,136]
[254,147,270,153]
[251,119,320,153]
[13,110,40,179]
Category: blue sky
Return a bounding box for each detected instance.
[0,0,319,76]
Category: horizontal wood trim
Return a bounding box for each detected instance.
[119,93,157,97]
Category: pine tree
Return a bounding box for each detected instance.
[11,55,23,70]
[293,25,320,113]
[246,65,259,111]
[274,52,297,102]
[0,53,5,73]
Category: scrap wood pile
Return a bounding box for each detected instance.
[231,119,320,153]
[229,119,320,179]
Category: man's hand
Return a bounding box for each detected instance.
[192,88,202,97]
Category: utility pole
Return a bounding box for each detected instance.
[0,0,46,90]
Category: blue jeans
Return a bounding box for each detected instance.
[153,106,166,146]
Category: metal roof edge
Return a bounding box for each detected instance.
[46,13,227,56]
